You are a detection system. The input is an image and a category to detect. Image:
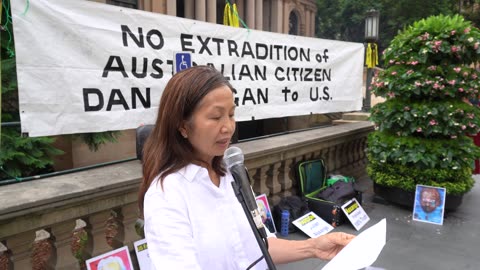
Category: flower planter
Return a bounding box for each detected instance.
[367,15,480,200]
[373,182,463,211]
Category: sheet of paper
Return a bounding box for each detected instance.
[322,218,386,270]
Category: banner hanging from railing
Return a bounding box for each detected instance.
[11,0,364,137]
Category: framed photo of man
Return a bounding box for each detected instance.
[412,184,446,225]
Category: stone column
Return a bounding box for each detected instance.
[141,0,152,11]
[207,0,217,23]
[166,0,176,16]
[184,0,195,19]
[152,0,166,14]
[269,162,283,205]
[246,0,255,29]
[51,221,77,269]
[255,0,263,30]
[271,0,283,33]
[121,203,141,247]
[283,4,290,34]
[196,0,206,21]
[305,9,311,37]
[237,0,245,22]
[311,10,316,36]
[7,231,35,269]
[252,166,270,196]
[88,211,113,257]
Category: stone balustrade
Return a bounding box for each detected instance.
[0,122,373,269]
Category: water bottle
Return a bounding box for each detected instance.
[280,210,290,236]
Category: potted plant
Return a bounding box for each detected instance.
[367,14,480,210]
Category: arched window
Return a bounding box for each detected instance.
[289,10,299,35]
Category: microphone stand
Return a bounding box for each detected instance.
[231,181,277,270]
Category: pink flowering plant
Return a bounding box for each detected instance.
[367,15,480,195]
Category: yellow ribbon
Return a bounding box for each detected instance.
[366,43,378,68]
[223,2,239,27]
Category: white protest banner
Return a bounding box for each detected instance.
[11,0,364,137]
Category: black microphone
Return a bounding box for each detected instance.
[224,146,268,238]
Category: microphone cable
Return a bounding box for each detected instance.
[246,235,270,270]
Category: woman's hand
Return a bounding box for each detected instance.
[307,232,355,260]
[268,232,355,264]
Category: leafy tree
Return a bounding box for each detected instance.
[315,0,342,40]
[460,0,480,27]
[316,0,459,57]
[316,0,378,42]
[379,0,457,52]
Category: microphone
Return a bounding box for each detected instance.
[224,146,268,238]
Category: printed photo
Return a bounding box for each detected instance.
[255,194,277,234]
[86,246,134,270]
[412,184,446,225]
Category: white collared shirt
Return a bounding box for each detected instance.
[144,163,276,270]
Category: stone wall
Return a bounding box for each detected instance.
[0,122,373,269]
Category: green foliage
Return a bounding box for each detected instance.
[458,1,480,31]
[367,155,474,195]
[378,0,457,51]
[0,126,64,179]
[1,50,64,180]
[367,131,480,169]
[370,99,480,137]
[383,14,480,63]
[316,0,457,52]
[74,131,120,152]
[367,15,480,194]
[316,0,378,42]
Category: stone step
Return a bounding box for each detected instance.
[332,119,364,125]
[342,112,370,121]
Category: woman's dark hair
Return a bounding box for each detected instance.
[138,65,234,214]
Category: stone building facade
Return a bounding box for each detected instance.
[102,0,317,37]
[97,0,324,140]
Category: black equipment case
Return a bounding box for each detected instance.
[295,159,362,227]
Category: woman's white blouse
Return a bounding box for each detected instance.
[144,163,276,270]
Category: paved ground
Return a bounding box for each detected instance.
[275,175,480,270]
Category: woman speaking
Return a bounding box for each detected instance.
[138,66,354,269]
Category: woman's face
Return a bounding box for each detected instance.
[180,85,236,164]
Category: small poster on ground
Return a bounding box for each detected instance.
[292,211,334,238]
[255,194,277,234]
[134,238,151,270]
[341,198,370,231]
[86,246,134,270]
[412,184,446,225]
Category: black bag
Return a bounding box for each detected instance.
[294,159,362,227]
[272,196,310,233]
[316,180,356,204]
